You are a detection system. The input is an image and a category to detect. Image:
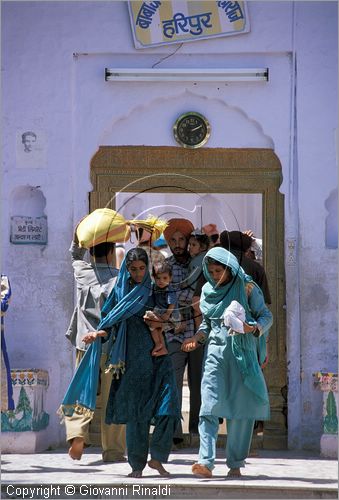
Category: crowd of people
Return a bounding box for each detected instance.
[59,211,273,479]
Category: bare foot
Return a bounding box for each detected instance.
[68,437,84,460]
[128,470,143,478]
[148,459,170,476]
[227,468,241,478]
[192,463,213,478]
[151,345,168,356]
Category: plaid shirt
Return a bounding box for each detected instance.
[165,255,195,343]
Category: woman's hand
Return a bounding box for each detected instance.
[82,330,107,345]
[243,229,254,238]
[181,336,199,352]
[243,322,256,334]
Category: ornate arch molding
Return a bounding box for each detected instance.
[90,146,286,449]
[99,90,274,149]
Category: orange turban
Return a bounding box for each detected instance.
[164,218,194,242]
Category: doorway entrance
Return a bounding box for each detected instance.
[90,146,287,449]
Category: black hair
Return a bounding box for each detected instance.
[219,230,252,253]
[89,242,115,258]
[125,247,149,268]
[190,232,210,250]
[152,261,172,277]
[22,131,37,141]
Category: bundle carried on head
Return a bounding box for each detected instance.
[76,208,168,249]
[131,215,167,244]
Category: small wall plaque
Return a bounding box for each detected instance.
[10,216,48,245]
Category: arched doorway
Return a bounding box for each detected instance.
[90,146,287,449]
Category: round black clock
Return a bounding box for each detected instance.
[173,112,211,149]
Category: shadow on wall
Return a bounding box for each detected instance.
[325,189,338,249]
[9,186,47,245]
[10,185,46,217]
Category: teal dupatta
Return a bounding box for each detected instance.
[200,247,268,403]
[59,258,152,417]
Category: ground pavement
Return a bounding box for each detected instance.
[1,447,337,499]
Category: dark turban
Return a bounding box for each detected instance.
[164,218,194,242]
[219,230,253,253]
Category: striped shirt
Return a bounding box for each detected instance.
[164,255,195,343]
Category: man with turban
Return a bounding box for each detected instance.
[164,218,205,445]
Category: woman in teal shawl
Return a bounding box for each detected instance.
[182,247,273,478]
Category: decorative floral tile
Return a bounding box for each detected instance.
[2,369,50,432]
[10,369,49,388]
[313,372,338,393]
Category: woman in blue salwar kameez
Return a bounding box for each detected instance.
[64,247,180,478]
[182,247,273,478]
[104,248,180,477]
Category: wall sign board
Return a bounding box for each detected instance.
[128,1,250,49]
[10,216,48,245]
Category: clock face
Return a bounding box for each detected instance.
[173,112,211,149]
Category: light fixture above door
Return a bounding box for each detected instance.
[105,68,269,82]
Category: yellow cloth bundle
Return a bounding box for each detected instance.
[76,209,129,247]
[130,214,168,243]
[76,208,168,248]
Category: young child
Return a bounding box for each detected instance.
[186,230,210,290]
[145,262,184,356]
[184,230,210,331]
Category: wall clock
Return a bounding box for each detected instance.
[173,112,211,149]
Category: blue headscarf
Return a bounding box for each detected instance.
[200,247,268,403]
[1,275,15,411]
[59,250,152,417]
